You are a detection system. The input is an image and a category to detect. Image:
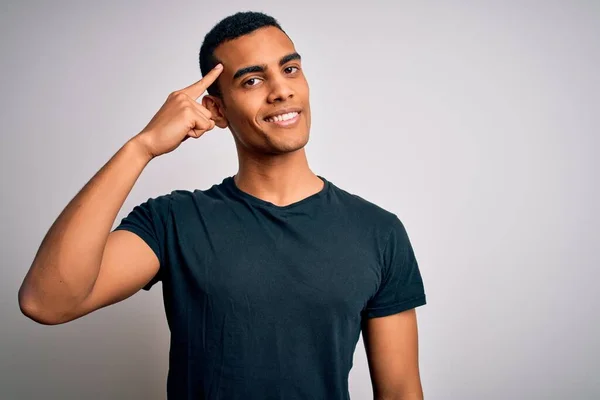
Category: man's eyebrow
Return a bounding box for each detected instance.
[232,65,265,81]
[232,52,302,81]
[279,52,301,66]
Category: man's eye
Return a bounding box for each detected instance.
[284,66,299,74]
[244,78,260,87]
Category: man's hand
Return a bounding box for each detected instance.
[134,63,224,159]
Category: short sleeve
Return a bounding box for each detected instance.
[363,216,427,318]
[112,195,171,291]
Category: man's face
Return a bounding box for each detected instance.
[210,26,311,155]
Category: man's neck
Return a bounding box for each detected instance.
[234,148,323,207]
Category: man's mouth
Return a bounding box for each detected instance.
[264,111,301,127]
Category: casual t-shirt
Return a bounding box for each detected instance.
[113,175,426,399]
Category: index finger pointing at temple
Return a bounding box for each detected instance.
[180,63,224,99]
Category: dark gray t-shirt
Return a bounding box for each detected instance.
[114,175,426,399]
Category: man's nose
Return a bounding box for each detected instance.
[267,76,294,103]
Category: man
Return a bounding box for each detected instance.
[18,11,427,400]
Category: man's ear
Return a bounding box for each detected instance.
[202,95,228,129]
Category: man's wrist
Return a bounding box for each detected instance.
[125,135,155,164]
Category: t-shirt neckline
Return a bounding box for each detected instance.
[224,175,330,211]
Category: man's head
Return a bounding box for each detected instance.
[198,11,311,156]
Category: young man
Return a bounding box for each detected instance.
[19,11,427,400]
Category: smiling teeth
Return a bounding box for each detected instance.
[266,112,298,122]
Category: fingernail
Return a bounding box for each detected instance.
[215,63,223,70]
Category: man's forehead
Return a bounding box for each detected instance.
[214,27,296,69]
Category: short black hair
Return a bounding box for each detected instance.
[199,11,286,97]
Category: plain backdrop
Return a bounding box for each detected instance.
[1,1,598,399]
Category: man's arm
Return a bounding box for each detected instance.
[17,64,224,325]
[18,139,156,325]
[362,308,424,400]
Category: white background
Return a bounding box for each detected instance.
[1,1,598,398]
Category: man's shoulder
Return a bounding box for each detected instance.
[153,177,230,204]
[327,180,399,226]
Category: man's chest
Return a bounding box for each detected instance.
[164,212,383,319]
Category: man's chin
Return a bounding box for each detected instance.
[266,132,310,155]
